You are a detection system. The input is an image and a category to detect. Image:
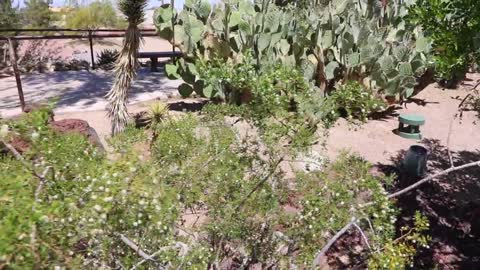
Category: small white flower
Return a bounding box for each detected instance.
[0,124,8,138]
[93,205,102,212]
[103,197,113,202]
[31,132,40,140]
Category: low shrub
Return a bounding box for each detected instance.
[96,49,119,70]
[324,81,386,125]
[0,109,428,269]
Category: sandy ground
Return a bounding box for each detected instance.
[318,73,480,165]
[0,68,182,118]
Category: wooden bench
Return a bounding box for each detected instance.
[137,51,183,72]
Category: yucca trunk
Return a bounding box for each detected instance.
[106,0,146,135]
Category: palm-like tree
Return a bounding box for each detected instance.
[105,0,147,135]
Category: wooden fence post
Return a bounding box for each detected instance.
[88,30,95,70]
[7,38,26,112]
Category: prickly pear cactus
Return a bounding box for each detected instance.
[155,0,431,101]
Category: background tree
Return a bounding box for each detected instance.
[0,0,19,29]
[105,0,147,135]
[65,0,127,29]
[22,0,53,28]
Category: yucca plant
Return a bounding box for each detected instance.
[105,0,147,135]
[146,101,170,148]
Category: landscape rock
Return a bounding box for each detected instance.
[49,119,104,150]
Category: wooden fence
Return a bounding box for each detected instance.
[0,28,168,112]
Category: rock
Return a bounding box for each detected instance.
[338,255,351,265]
[49,119,104,150]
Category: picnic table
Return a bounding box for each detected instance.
[137,51,183,72]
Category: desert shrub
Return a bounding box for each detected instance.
[198,61,323,151]
[65,0,126,29]
[293,153,430,267]
[324,81,387,125]
[96,49,119,70]
[0,109,429,268]
[408,0,480,86]
[108,124,147,152]
[52,59,90,71]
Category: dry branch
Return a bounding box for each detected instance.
[119,234,151,261]
[353,222,371,250]
[386,160,480,200]
[312,218,356,267]
[235,157,284,210]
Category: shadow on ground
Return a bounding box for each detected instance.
[375,138,480,269]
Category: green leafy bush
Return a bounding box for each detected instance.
[408,0,480,86]
[324,81,387,125]
[0,109,428,268]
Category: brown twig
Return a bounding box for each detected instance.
[2,140,55,269]
[235,157,284,211]
[352,222,371,250]
[118,234,151,261]
[312,217,356,267]
[386,160,480,199]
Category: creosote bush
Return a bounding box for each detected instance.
[1,108,429,268]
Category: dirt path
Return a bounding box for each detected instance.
[0,69,181,118]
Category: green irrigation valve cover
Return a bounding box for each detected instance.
[398,114,425,126]
[397,114,425,140]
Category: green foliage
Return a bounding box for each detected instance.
[66,0,126,29]
[96,49,119,70]
[199,60,322,151]
[293,153,429,267]
[0,0,19,29]
[107,124,147,152]
[324,81,387,125]
[0,109,429,268]
[118,0,147,25]
[21,0,52,28]
[369,212,430,269]
[408,0,480,86]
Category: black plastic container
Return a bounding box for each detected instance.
[403,145,428,177]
